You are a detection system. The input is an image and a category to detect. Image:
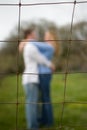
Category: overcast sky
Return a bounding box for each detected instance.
[0,0,87,43]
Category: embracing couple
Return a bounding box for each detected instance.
[19,24,59,130]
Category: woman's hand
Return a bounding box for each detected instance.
[19,40,26,52]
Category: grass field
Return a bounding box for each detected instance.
[0,73,87,130]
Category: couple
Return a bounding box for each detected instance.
[19,26,58,130]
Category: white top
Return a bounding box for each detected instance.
[22,42,52,85]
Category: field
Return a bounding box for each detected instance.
[0,74,87,130]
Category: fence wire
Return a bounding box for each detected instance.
[0,0,87,130]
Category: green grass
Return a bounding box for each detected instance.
[0,74,87,130]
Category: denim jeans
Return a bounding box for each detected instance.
[23,83,39,130]
[39,74,53,127]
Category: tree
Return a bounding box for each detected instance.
[0,20,87,75]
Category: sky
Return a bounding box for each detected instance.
[0,0,87,45]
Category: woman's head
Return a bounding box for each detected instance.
[44,28,61,57]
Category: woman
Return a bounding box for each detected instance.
[38,29,60,127]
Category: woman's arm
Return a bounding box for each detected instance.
[33,41,54,52]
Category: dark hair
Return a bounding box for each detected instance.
[24,28,34,39]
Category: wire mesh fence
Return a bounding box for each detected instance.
[0,0,87,130]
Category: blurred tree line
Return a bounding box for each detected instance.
[0,19,87,76]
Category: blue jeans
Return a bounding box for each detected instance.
[24,83,39,130]
[39,74,53,127]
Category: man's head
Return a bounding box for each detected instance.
[24,28,36,40]
[19,25,37,52]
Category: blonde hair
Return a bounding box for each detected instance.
[45,28,61,58]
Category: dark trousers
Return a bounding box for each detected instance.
[39,74,53,126]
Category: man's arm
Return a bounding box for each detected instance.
[26,44,55,71]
